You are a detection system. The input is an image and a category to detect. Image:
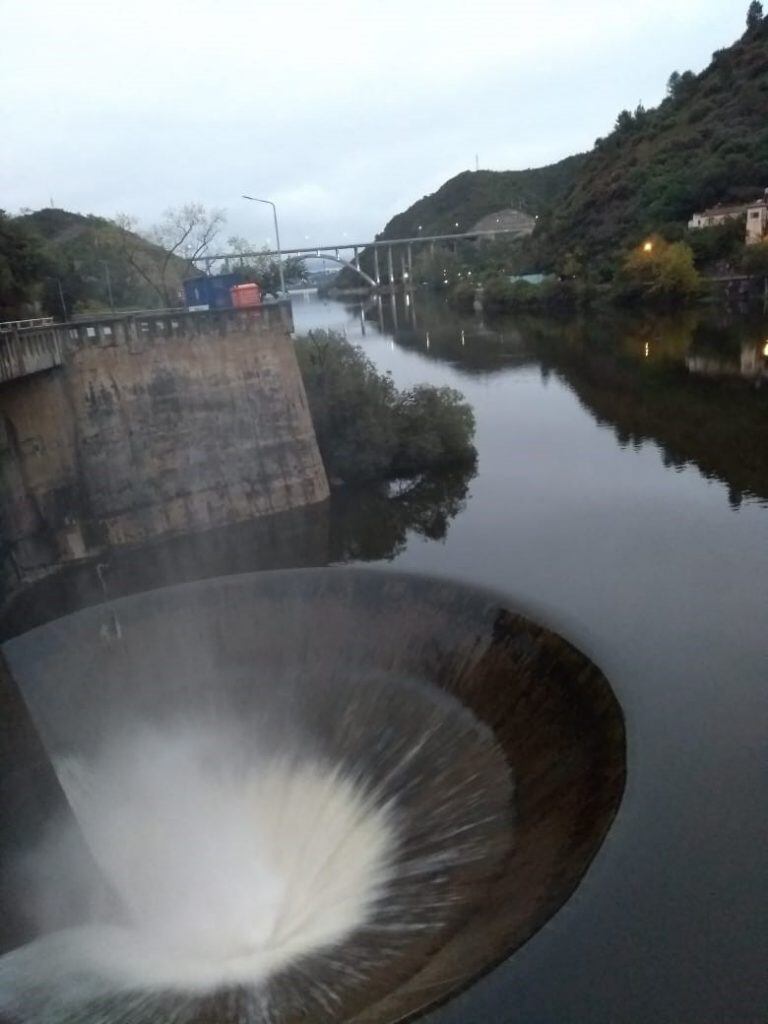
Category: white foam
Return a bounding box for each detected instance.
[12,724,395,997]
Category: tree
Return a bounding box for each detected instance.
[746,1,763,30]
[615,109,635,132]
[294,331,476,483]
[0,212,51,319]
[411,247,462,289]
[666,71,681,97]
[220,237,306,296]
[113,203,225,307]
[617,238,701,302]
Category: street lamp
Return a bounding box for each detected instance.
[242,195,286,297]
[643,241,654,253]
[99,260,115,312]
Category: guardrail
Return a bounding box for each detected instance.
[0,304,294,385]
[0,316,55,334]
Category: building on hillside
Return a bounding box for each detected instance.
[745,192,768,245]
[470,208,535,239]
[688,188,768,244]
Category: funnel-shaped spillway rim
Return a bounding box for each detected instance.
[0,566,626,1024]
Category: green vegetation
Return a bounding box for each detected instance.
[470,277,591,314]
[0,204,229,320]
[374,9,768,290]
[294,331,476,484]
[739,239,768,274]
[530,13,768,268]
[0,212,51,319]
[377,158,585,241]
[220,237,306,296]
[613,238,701,304]
[2,207,193,318]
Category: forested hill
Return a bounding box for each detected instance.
[377,156,585,241]
[0,207,192,319]
[533,13,768,266]
[377,12,768,270]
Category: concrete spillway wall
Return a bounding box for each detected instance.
[0,307,329,589]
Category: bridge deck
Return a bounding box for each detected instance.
[194,227,529,263]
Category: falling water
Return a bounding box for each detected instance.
[0,569,625,1024]
[0,678,513,1023]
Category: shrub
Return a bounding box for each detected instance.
[686,218,746,266]
[739,240,768,275]
[614,238,701,303]
[392,386,476,477]
[449,279,476,312]
[295,331,476,484]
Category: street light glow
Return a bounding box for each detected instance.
[643,241,654,252]
[763,340,768,357]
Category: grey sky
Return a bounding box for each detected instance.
[1,0,743,249]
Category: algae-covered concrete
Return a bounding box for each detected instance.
[0,308,329,588]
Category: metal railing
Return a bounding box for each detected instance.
[0,316,55,333]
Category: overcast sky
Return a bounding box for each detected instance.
[1,1,745,249]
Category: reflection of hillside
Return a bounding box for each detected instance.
[526,315,768,508]
[370,293,535,376]
[0,464,475,638]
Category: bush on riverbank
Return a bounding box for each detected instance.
[612,238,701,305]
[295,331,476,484]
[477,276,596,314]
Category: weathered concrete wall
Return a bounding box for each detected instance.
[0,328,63,385]
[0,308,329,588]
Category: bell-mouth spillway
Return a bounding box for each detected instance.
[0,568,626,1024]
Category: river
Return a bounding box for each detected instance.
[291,291,768,1024]
[4,291,768,1023]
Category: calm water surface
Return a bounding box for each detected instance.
[2,293,766,1024]
[291,292,768,1024]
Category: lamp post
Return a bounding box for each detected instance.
[99,260,115,312]
[242,194,286,297]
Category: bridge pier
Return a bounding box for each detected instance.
[374,247,381,286]
[387,246,394,286]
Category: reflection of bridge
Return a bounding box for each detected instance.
[194,228,527,288]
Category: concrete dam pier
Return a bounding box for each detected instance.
[0,307,329,591]
[0,568,625,1024]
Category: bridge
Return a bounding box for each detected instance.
[193,227,529,288]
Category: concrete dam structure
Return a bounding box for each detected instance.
[0,308,329,590]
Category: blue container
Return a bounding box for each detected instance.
[183,273,248,310]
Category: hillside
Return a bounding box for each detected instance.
[534,16,768,267]
[377,157,585,241]
[13,208,191,315]
[374,15,768,274]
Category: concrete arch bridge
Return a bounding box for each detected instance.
[196,226,527,290]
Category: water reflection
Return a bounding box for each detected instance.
[0,465,475,639]
[337,291,768,508]
[330,467,473,563]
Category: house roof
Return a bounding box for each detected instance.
[695,203,750,217]
[695,195,768,218]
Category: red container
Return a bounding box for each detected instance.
[230,283,262,308]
